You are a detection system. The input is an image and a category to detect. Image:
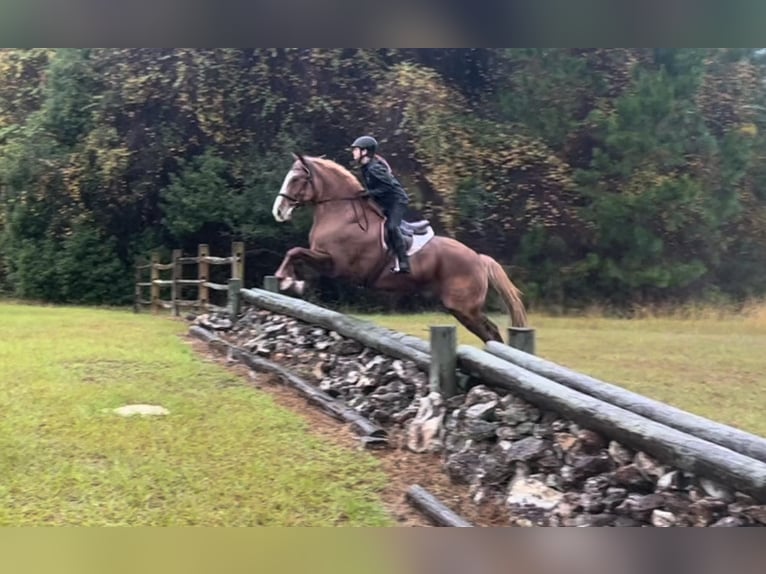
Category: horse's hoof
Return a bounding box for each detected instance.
[279,277,293,291]
[294,281,306,295]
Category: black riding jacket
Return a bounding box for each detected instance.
[360,157,409,209]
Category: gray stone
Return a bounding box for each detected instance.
[577,429,607,453]
[465,385,499,406]
[699,478,735,503]
[634,451,665,481]
[462,419,500,442]
[711,516,744,527]
[581,493,606,514]
[608,441,634,466]
[574,513,616,527]
[465,401,498,421]
[507,476,564,512]
[445,450,482,485]
[571,453,612,480]
[656,470,683,491]
[611,464,654,491]
[505,437,550,463]
[113,404,169,417]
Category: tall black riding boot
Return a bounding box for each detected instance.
[391,230,410,273]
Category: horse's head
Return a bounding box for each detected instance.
[271,153,320,222]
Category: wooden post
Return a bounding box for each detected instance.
[508,326,535,355]
[150,252,160,314]
[133,257,141,313]
[198,244,209,310]
[171,249,181,317]
[263,275,280,293]
[228,278,242,317]
[429,325,458,397]
[231,241,245,281]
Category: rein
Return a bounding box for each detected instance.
[278,190,373,232]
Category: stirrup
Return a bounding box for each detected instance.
[392,256,411,274]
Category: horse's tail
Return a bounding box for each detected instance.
[480,254,528,328]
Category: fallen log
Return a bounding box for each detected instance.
[405,484,473,527]
[230,347,387,444]
[457,344,766,503]
[189,325,232,354]
[484,341,766,464]
[189,324,387,446]
[240,288,431,371]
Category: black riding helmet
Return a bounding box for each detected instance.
[351,135,377,156]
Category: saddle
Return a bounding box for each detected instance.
[379,217,435,262]
[399,219,431,237]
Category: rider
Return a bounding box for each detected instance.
[350,135,411,274]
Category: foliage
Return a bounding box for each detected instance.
[1,48,765,309]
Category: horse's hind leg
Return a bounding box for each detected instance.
[448,307,504,344]
[479,313,504,343]
[440,274,504,344]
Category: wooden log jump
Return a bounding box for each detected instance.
[238,284,766,504]
[240,288,432,371]
[457,345,766,502]
[484,341,766,465]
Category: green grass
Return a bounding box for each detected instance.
[354,306,766,438]
[0,302,393,526]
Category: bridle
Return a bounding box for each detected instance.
[278,167,372,231]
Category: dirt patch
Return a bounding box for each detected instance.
[185,336,507,527]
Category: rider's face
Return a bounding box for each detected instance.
[352,147,362,162]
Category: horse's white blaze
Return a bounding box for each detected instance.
[272,169,296,222]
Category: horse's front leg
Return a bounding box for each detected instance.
[274,247,333,295]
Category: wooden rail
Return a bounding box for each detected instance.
[134,241,244,315]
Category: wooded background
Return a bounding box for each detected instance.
[2,48,765,311]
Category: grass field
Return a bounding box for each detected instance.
[355,303,766,437]
[2,299,765,526]
[0,302,393,526]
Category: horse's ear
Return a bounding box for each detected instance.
[293,152,315,180]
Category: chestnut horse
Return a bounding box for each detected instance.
[270,153,528,343]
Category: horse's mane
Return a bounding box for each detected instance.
[307,155,385,218]
[310,156,364,192]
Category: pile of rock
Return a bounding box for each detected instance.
[195,307,766,527]
[435,384,766,527]
[217,307,429,427]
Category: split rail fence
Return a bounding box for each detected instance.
[134,242,244,316]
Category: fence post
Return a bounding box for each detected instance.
[228,278,242,317]
[508,326,536,355]
[232,241,245,280]
[198,244,209,311]
[171,249,181,317]
[263,275,280,293]
[133,257,142,313]
[429,325,458,397]
[150,252,160,314]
